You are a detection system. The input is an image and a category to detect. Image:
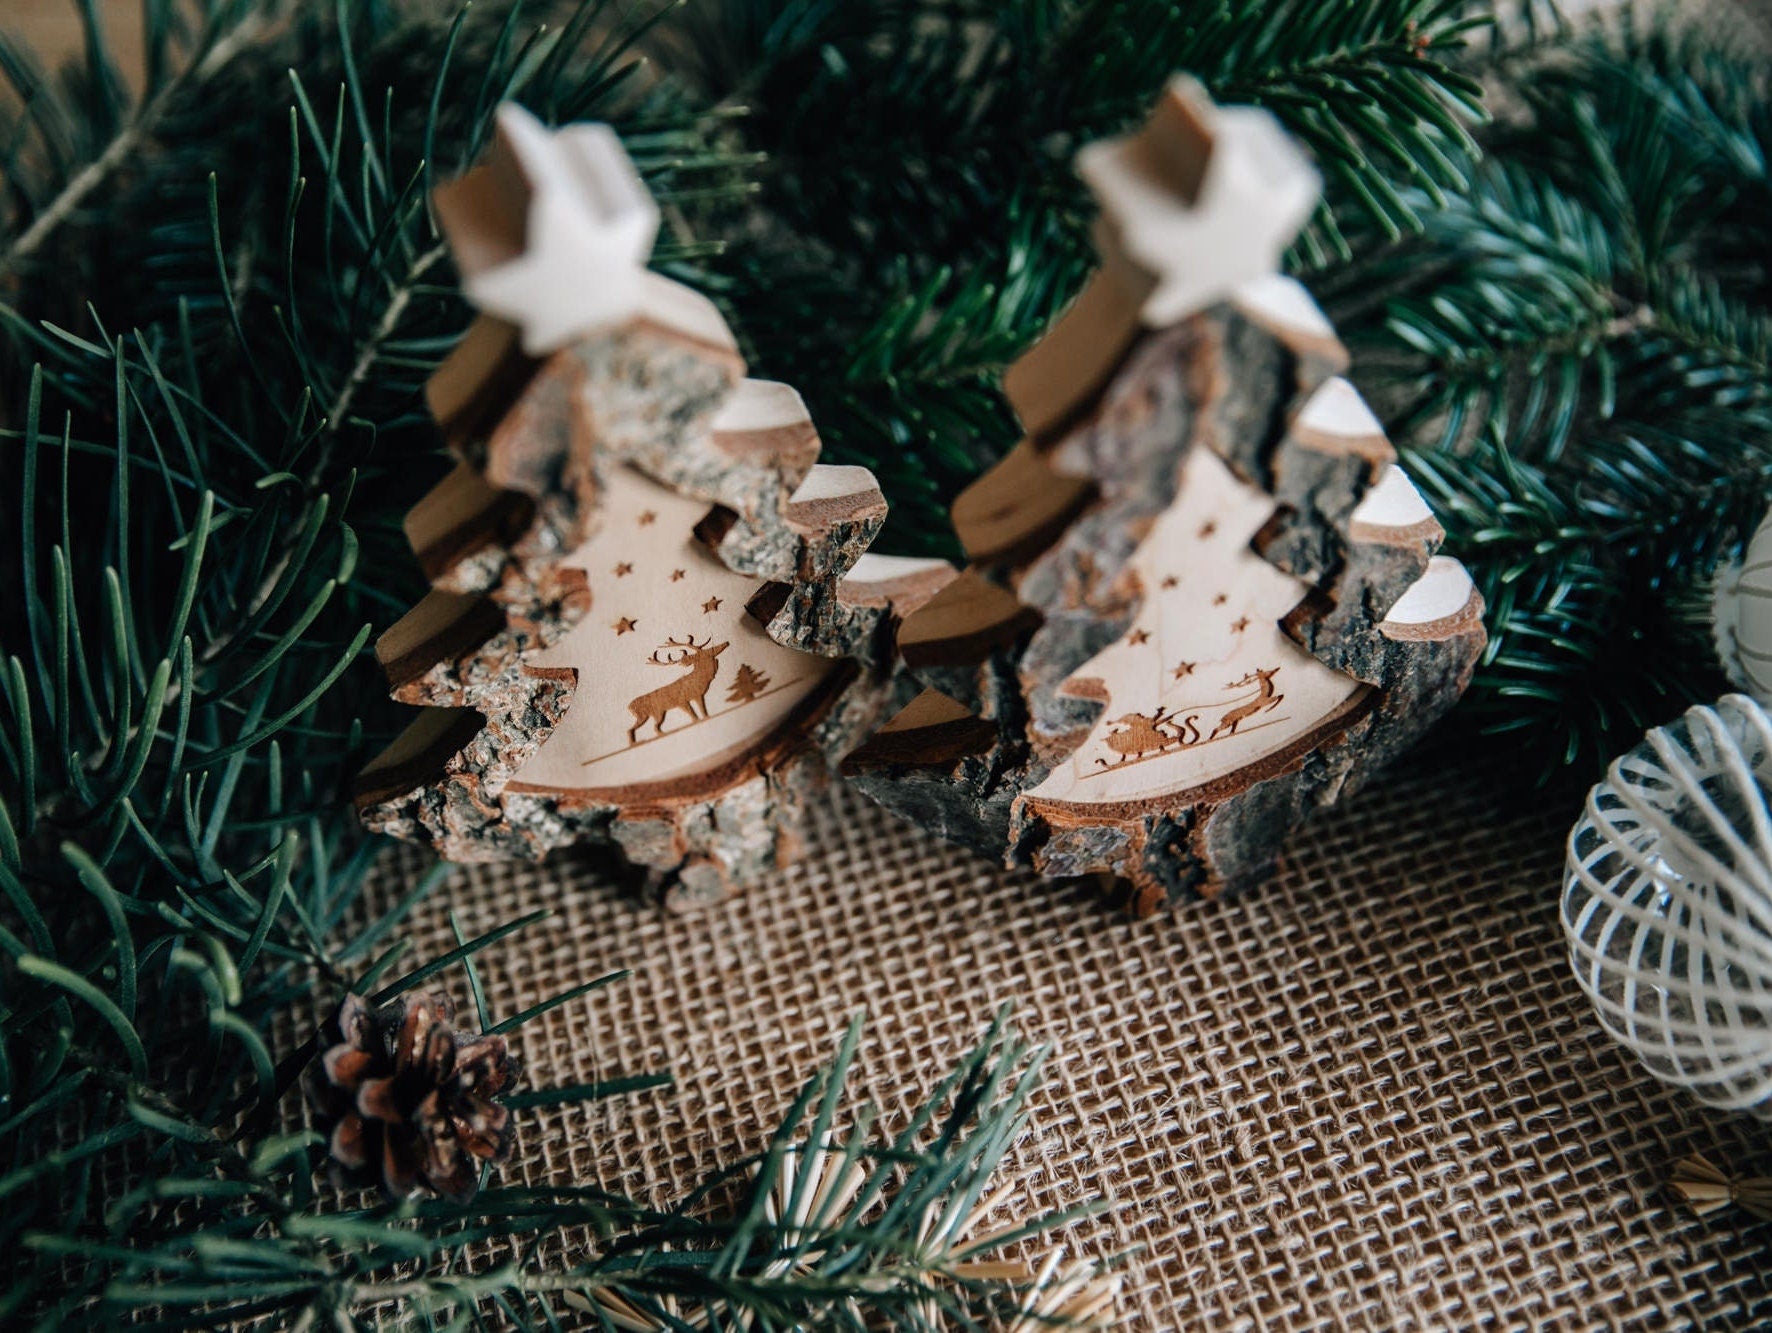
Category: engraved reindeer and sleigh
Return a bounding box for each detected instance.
[1088,666,1286,775]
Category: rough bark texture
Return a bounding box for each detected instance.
[1280,524,1442,683]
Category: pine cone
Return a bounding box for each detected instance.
[304,991,520,1201]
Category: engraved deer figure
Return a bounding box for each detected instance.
[1208,667,1282,741]
[626,636,728,743]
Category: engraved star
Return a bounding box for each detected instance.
[669,569,685,582]
[638,510,657,526]
[1127,629,1150,646]
[1173,661,1196,680]
[614,617,637,635]
[614,562,633,577]
[1160,575,1179,589]
[1230,616,1250,633]
[702,597,722,614]
[1198,521,1217,539]
[1213,593,1228,607]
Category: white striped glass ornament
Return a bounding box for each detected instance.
[1562,694,1772,1116]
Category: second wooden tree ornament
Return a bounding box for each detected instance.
[844,78,1486,915]
[354,106,921,906]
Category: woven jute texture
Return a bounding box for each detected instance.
[351,738,1772,1331]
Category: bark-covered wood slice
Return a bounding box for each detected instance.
[354,107,906,906]
[843,78,1485,914]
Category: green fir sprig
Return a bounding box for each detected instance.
[37,982,1102,1330]
[1320,11,1772,775]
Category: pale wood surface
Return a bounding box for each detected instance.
[1027,447,1366,810]
[512,463,837,798]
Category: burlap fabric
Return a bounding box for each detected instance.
[350,738,1772,1330]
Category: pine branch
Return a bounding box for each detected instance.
[1329,11,1772,777]
[0,3,278,279]
[30,998,1108,1331]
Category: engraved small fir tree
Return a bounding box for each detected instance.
[726,663,772,705]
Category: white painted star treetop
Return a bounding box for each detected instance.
[434,103,672,355]
[1079,74,1321,328]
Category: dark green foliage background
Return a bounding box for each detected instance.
[0,0,1765,1325]
[1321,14,1772,773]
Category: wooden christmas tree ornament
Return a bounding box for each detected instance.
[843,78,1486,914]
[355,105,917,906]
